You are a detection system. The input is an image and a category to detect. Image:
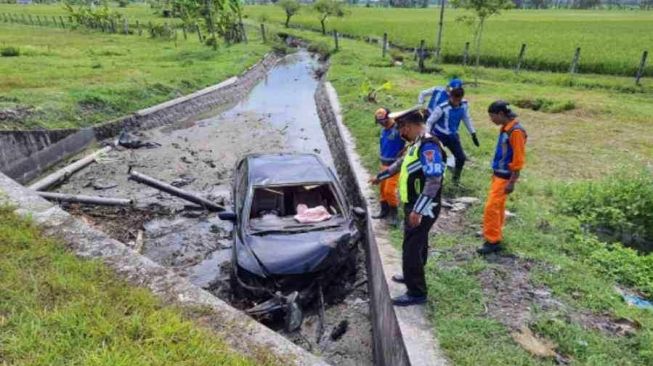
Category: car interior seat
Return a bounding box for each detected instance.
[251,188,284,218]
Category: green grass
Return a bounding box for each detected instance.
[265,24,653,365]
[0,17,267,129]
[0,205,274,366]
[246,5,653,77]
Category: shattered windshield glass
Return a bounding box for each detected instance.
[247,183,345,234]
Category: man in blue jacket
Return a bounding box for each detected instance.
[425,86,479,184]
[417,78,464,114]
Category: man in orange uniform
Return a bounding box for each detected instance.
[477,101,527,255]
[372,108,406,227]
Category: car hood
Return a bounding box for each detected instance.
[241,227,353,275]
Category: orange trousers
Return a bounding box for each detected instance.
[483,176,510,244]
[379,164,399,207]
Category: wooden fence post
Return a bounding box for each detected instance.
[333,30,339,51]
[418,39,426,73]
[137,20,142,36]
[182,25,187,40]
[149,21,154,37]
[240,22,247,43]
[59,16,65,29]
[260,23,266,43]
[382,32,388,58]
[196,23,202,42]
[516,43,527,73]
[123,18,129,34]
[52,16,57,27]
[570,47,581,74]
[635,50,648,86]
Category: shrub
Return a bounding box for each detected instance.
[307,41,331,60]
[574,234,653,297]
[558,169,653,249]
[1,47,20,57]
[514,98,575,113]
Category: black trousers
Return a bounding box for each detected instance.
[402,203,440,297]
[437,132,466,175]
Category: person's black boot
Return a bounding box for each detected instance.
[391,274,405,283]
[372,202,389,219]
[386,205,399,227]
[476,241,503,255]
[452,167,463,185]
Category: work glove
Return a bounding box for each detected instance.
[471,133,480,147]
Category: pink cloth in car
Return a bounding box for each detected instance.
[294,204,332,223]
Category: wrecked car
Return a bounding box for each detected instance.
[218,153,364,330]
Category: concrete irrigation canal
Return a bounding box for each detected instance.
[1,46,447,365]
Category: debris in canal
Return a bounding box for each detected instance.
[37,192,133,206]
[128,169,225,212]
[330,319,349,341]
[29,145,114,192]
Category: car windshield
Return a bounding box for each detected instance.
[247,183,345,234]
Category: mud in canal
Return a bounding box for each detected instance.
[51,51,372,365]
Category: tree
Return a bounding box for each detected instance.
[313,0,344,35]
[451,0,513,85]
[278,0,300,28]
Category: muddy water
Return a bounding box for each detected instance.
[53,50,372,365]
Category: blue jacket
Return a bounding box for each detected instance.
[426,100,476,137]
[418,87,449,113]
[379,124,406,165]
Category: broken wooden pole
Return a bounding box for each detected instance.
[38,192,133,207]
[29,146,114,192]
[128,170,224,212]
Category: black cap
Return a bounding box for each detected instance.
[488,100,517,117]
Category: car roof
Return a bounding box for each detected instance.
[245,153,334,186]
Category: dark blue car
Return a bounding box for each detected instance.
[219,153,363,329]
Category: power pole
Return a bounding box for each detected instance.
[435,0,446,62]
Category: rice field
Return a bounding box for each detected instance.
[244,5,653,76]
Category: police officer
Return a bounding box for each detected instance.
[371,107,446,306]
[372,108,405,227]
[425,85,479,184]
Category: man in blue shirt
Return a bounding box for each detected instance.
[417,78,464,114]
[373,108,405,226]
[371,107,445,306]
[425,86,480,184]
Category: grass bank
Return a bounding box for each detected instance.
[246,5,653,77]
[0,205,275,366]
[0,20,267,130]
[269,24,653,365]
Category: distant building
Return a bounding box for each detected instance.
[17,0,33,4]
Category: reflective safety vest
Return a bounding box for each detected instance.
[492,122,528,177]
[399,136,445,204]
